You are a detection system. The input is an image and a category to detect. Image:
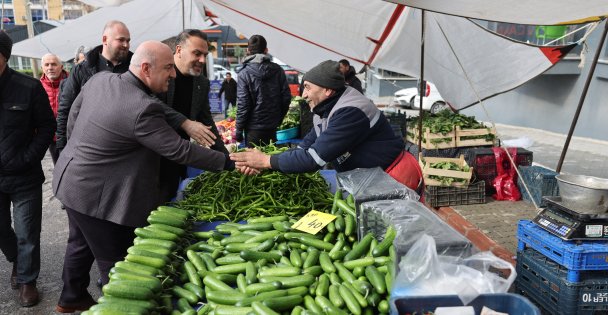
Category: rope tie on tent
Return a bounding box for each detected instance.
[433,15,543,209]
[577,22,600,68]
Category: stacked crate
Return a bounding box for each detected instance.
[517,165,560,207]
[468,147,533,195]
[516,220,608,314]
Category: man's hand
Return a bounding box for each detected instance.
[230,148,272,170]
[181,120,216,146]
[236,165,261,176]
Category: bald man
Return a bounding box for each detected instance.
[40,53,68,164]
[56,20,217,157]
[52,40,234,313]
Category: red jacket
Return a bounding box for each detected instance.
[40,70,68,117]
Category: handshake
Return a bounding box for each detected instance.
[230,148,271,176]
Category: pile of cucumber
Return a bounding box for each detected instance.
[83,192,397,315]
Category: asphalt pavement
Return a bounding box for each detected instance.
[0,109,606,314]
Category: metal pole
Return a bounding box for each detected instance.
[25,2,39,78]
[181,0,185,30]
[1,0,5,31]
[417,10,425,152]
[556,19,608,173]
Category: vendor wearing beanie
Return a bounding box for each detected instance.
[231,60,424,194]
[0,30,56,307]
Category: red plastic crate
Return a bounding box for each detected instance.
[468,147,533,194]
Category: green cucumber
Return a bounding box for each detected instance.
[102,282,154,300]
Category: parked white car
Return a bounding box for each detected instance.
[392,82,451,113]
[213,64,236,80]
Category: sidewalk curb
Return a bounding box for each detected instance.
[430,206,516,266]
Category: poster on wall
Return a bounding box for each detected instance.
[209,80,223,113]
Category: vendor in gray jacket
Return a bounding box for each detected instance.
[231,60,423,192]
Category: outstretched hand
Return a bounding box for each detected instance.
[181,120,216,146]
[230,148,272,171]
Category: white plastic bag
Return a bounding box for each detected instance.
[394,234,516,305]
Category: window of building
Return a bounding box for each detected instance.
[31,9,44,21]
[1,8,14,25]
[63,9,83,20]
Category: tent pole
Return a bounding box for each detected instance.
[417,10,425,152]
[556,19,608,173]
[181,0,185,30]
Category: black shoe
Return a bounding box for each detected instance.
[19,283,39,307]
[10,263,17,290]
[56,295,96,313]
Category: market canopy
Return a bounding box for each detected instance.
[383,0,608,25]
[200,0,576,109]
[12,0,211,62]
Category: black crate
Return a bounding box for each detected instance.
[517,165,559,207]
[516,248,608,315]
[468,147,533,195]
[385,111,407,137]
[425,180,486,207]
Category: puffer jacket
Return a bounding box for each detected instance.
[56,45,132,150]
[40,70,68,117]
[0,67,56,192]
[236,54,291,132]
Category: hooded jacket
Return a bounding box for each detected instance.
[236,54,291,132]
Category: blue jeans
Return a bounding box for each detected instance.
[0,186,42,284]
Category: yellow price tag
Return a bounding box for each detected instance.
[291,210,337,235]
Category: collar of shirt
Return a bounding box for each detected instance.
[98,53,124,73]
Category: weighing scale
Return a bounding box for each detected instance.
[533,196,608,240]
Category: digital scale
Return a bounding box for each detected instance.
[533,196,608,240]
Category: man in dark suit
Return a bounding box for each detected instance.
[52,40,235,313]
[157,29,229,203]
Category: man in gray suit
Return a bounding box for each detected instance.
[52,40,234,313]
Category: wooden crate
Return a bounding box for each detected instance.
[406,128,456,149]
[455,126,497,147]
[419,154,473,187]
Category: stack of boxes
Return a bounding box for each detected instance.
[515,220,608,314]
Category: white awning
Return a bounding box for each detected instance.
[12,0,212,61]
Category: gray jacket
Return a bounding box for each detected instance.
[53,71,227,227]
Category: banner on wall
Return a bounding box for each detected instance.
[209,80,223,113]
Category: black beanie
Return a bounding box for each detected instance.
[0,30,12,60]
[248,35,267,54]
[303,60,345,90]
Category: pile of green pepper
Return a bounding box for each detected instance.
[178,171,334,222]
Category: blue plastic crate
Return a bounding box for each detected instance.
[516,248,608,315]
[517,220,608,282]
[276,127,299,141]
[392,293,540,315]
[517,165,559,207]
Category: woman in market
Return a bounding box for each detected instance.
[230,60,423,194]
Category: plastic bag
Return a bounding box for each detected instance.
[393,235,516,306]
[492,147,521,201]
[359,200,475,261]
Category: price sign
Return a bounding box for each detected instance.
[291,210,337,235]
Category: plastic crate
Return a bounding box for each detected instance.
[392,293,540,315]
[517,220,608,282]
[517,165,559,207]
[276,127,299,141]
[515,248,608,315]
[425,180,486,207]
[385,111,407,136]
[468,147,533,195]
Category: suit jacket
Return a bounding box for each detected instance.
[52,71,227,227]
[161,74,228,154]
